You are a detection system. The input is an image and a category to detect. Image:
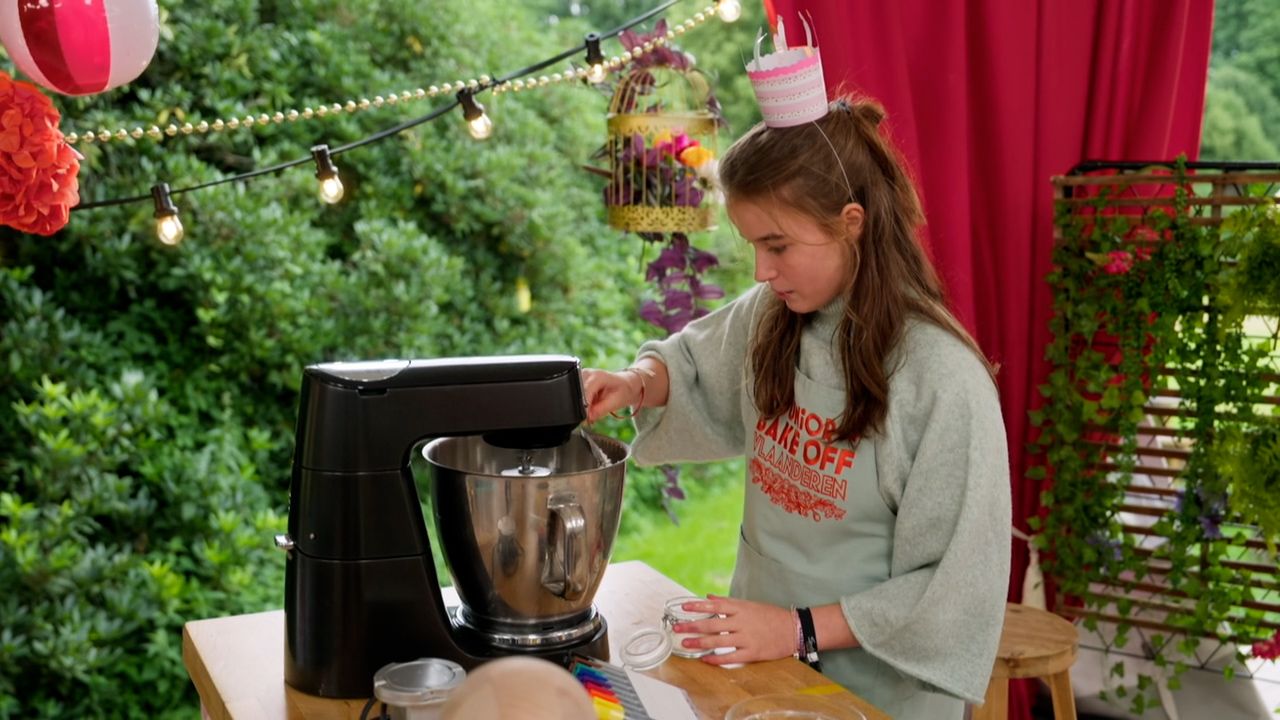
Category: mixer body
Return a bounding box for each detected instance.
[280,355,622,699]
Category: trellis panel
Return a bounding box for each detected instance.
[1041,162,1280,669]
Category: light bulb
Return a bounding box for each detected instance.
[583,32,607,84]
[156,215,184,245]
[459,90,494,140]
[151,182,184,246]
[717,0,742,22]
[318,175,345,204]
[311,144,345,204]
[468,112,493,140]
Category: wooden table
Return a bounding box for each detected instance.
[183,560,888,719]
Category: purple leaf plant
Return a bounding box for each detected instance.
[639,232,724,335]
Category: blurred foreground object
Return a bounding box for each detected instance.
[438,656,595,720]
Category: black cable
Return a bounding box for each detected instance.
[601,0,682,39]
[76,155,315,209]
[331,98,460,154]
[494,0,681,84]
[75,99,464,210]
[70,0,693,214]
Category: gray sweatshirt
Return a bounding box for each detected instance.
[632,283,1010,717]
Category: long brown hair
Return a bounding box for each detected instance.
[720,95,995,442]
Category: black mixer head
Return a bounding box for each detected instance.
[482,425,578,450]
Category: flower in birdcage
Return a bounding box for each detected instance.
[619,133,661,169]
[678,145,714,169]
[654,130,697,159]
[606,131,713,210]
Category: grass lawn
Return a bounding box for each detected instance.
[612,469,744,596]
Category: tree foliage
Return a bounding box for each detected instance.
[1201,0,1280,161]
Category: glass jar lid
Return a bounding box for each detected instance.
[372,657,466,706]
[621,628,672,671]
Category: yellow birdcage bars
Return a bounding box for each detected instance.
[605,66,719,233]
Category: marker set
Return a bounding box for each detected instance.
[567,654,655,720]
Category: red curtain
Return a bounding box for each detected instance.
[764,1,1214,717]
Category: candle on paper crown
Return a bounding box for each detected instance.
[745,16,829,128]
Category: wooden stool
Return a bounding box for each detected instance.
[971,602,1079,720]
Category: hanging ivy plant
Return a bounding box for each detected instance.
[1028,160,1280,713]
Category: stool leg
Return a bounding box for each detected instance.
[971,677,1007,720]
[1047,670,1076,720]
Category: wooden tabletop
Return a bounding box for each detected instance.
[182,559,888,720]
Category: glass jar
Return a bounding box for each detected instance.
[662,595,717,659]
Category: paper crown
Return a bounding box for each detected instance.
[746,17,828,128]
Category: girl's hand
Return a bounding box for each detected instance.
[580,368,642,423]
[669,595,796,665]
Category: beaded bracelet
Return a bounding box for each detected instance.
[610,366,656,419]
[790,605,803,659]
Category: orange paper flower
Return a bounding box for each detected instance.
[677,145,714,169]
[0,70,80,235]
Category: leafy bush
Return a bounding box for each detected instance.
[0,0,760,715]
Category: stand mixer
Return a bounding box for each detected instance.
[279,354,627,698]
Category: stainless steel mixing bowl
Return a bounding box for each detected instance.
[422,432,628,637]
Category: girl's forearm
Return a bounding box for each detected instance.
[811,603,859,651]
[631,356,670,408]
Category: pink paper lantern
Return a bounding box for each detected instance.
[0,0,159,96]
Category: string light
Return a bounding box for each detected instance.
[151,183,184,245]
[311,144,345,204]
[584,32,607,84]
[68,2,718,148]
[458,90,493,140]
[715,0,741,22]
[73,0,721,216]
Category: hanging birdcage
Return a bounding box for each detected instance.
[605,66,720,233]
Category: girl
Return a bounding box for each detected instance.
[582,95,1010,719]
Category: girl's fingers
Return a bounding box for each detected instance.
[701,648,748,665]
[675,617,734,636]
[682,600,721,615]
[680,629,737,652]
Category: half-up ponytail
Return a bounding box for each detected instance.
[851,100,884,127]
[721,94,995,443]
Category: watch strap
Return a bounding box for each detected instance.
[795,606,822,672]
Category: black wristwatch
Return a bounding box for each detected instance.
[795,606,822,672]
